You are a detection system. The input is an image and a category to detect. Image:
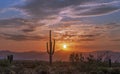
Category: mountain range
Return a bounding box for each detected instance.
[0,50,120,62]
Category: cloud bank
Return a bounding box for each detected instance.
[0,0,120,41]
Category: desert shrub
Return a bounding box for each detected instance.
[97,71,105,74]
[0,60,10,67]
[18,60,41,68]
[90,71,97,74]
[98,67,108,74]
[18,68,36,74]
[3,69,16,74]
[98,68,120,74]
[35,64,49,74]
[69,53,98,72]
[48,62,77,74]
[111,68,120,74]
[0,67,16,74]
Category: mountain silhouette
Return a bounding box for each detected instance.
[0,50,120,62]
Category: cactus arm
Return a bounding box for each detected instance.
[50,30,51,41]
[52,39,55,54]
[51,41,52,53]
[47,42,50,54]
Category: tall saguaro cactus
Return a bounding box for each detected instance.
[46,30,55,65]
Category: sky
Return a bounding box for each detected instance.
[0,0,120,52]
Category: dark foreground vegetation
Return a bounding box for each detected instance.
[0,53,120,74]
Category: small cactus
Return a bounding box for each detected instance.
[46,30,56,65]
[7,55,13,64]
[108,59,112,67]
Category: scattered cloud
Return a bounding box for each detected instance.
[0,0,120,43]
[78,38,95,41]
[0,33,46,41]
[16,0,120,19]
[21,27,35,33]
[111,39,120,41]
[0,18,27,27]
[0,18,47,41]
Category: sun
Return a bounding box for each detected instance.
[63,44,67,49]
[62,44,68,50]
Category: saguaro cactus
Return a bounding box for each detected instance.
[46,30,55,65]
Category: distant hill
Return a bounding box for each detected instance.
[0,50,120,62]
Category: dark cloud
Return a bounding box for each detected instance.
[16,0,120,19]
[111,39,120,41]
[93,23,120,30]
[22,28,35,33]
[79,34,99,38]
[54,31,100,42]
[0,33,46,41]
[49,20,81,29]
[0,18,47,41]
[0,18,46,35]
[76,5,119,16]
[0,18,27,27]
[21,26,36,33]
[78,38,95,41]
[106,23,120,29]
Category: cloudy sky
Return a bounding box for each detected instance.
[0,0,120,52]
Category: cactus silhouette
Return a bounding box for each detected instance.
[108,59,112,67]
[46,30,55,65]
[7,55,13,64]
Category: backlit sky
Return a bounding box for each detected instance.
[0,0,120,52]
